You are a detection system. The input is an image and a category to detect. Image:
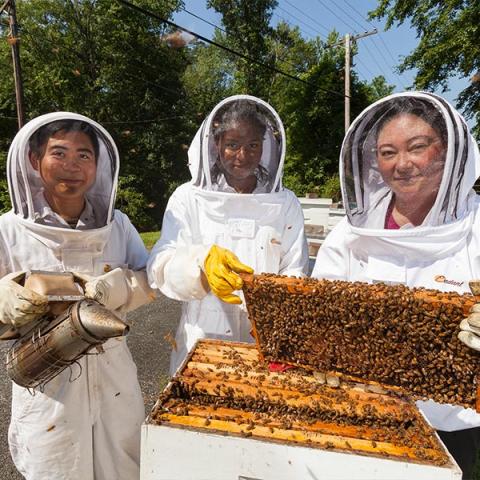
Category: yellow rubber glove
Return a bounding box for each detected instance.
[203,245,253,304]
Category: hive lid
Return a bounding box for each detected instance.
[241,273,480,410]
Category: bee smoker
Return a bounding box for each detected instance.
[3,271,129,389]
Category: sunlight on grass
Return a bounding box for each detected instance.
[140,231,160,250]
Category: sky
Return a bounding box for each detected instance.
[172,0,469,111]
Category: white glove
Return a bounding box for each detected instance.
[458,304,480,351]
[0,272,49,327]
[459,281,480,351]
[76,268,157,313]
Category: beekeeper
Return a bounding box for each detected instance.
[0,113,155,480]
[148,95,308,374]
[312,91,480,478]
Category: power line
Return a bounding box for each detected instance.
[342,0,406,88]
[179,6,227,35]
[273,12,320,40]
[343,0,370,25]
[315,0,358,33]
[179,6,309,76]
[353,57,376,79]
[358,39,392,83]
[330,1,369,32]
[116,0,347,98]
[377,34,400,67]
[367,37,397,77]
[283,0,330,35]
[276,4,326,39]
[178,7,314,74]
[364,37,406,89]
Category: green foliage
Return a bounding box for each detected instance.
[0,0,400,226]
[183,31,235,116]
[0,178,10,214]
[319,174,341,203]
[370,0,480,138]
[116,175,155,232]
[271,28,394,197]
[0,0,193,229]
[207,0,278,98]
[0,143,10,213]
[363,75,395,102]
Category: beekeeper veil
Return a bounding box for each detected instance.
[340,91,479,228]
[188,95,285,193]
[7,112,119,228]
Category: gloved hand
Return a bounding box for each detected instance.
[458,280,480,351]
[203,245,253,304]
[0,272,49,327]
[458,304,480,351]
[75,268,156,313]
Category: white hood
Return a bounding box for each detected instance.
[7,112,119,229]
[340,91,480,229]
[338,92,480,263]
[187,95,286,193]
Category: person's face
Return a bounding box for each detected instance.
[29,130,97,203]
[376,113,446,203]
[217,121,264,181]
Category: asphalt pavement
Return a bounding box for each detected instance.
[0,294,181,479]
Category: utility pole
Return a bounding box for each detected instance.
[344,33,350,134]
[343,29,377,132]
[1,0,25,129]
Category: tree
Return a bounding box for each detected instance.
[0,0,193,228]
[182,30,235,118]
[370,0,480,138]
[207,0,278,98]
[268,28,394,196]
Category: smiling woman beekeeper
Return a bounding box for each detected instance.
[0,112,155,480]
[311,91,480,479]
[148,95,308,374]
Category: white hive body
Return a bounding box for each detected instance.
[141,339,462,480]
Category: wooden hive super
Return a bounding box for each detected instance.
[141,339,461,479]
[241,273,480,409]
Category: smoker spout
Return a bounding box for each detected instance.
[77,300,129,340]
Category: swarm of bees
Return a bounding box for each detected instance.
[242,274,480,408]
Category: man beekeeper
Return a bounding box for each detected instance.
[0,113,155,479]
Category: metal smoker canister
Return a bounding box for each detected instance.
[6,299,128,389]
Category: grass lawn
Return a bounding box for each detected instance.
[140,231,160,250]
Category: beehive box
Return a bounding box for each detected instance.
[242,273,480,409]
[141,339,461,480]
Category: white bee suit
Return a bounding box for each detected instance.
[1,112,148,479]
[147,95,308,374]
[312,92,480,432]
